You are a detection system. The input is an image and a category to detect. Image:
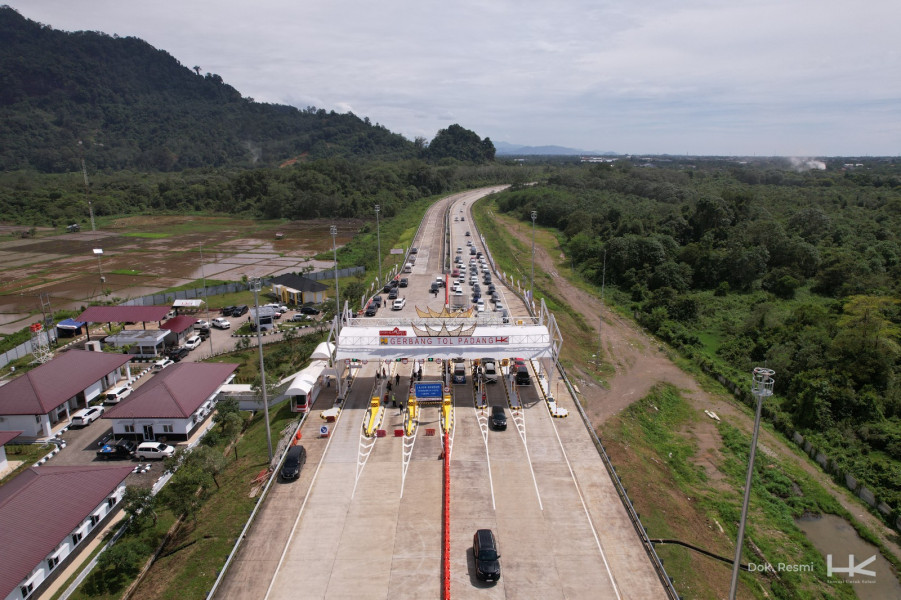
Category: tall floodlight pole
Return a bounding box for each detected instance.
[375,204,382,285]
[530,210,537,304]
[330,225,340,318]
[93,248,104,283]
[201,243,213,356]
[252,279,273,463]
[729,367,775,599]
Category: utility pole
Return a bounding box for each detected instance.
[81,158,96,232]
[530,210,537,305]
[251,279,273,463]
[375,204,382,285]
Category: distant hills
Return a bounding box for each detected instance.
[0,7,429,172]
[494,141,615,156]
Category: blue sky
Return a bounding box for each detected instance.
[7,0,900,156]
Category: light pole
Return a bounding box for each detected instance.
[729,367,775,599]
[251,278,273,463]
[93,248,105,283]
[375,204,382,285]
[330,225,340,318]
[201,243,213,356]
[530,210,537,304]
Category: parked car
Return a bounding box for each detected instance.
[153,358,175,371]
[232,305,249,317]
[372,295,383,307]
[195,319,210,331]
[291,313,310,322]
[96,438,136,460]
[299,305,321,315]
[388,288,399,300]
[473,529,501,582]
[280,445,307,480]
[364,304,378,317]
[410,247,418,254]
[168,347,190,362]
[392,298,406,310]
[465,231,471,236]
[221,306,236,316]
[184,335,201,350]
[104,385,133,404]
[490,406,507,430]
[71,406,104,427]
[211,317,231,329]
[135,442,176,460]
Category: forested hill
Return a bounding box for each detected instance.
[0,6,418,172]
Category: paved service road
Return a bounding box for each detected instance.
[216,187,665,599]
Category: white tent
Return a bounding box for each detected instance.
[311,342,335,360]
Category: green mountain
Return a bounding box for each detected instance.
[0,6,418,172]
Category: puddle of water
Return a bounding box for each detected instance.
[796,513,901,599]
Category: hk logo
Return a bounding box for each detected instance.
[827,554,876,578]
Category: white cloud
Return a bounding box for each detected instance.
[6,0,900,154]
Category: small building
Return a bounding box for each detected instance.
[102,329,169,357]
[269,273,328,306]
[0,464,133,600]
[103,362,238,442]
[159,315,197,348]
[0,350,132,438]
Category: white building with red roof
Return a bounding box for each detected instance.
[0,464,133,600]
[0,350,132,439]
[103,362,238,442]
[0,431,22,475]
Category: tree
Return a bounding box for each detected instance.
[121,485,158,531]
[191,445,229,489]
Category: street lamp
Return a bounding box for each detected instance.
[330,225,340,317]
[530,210,537,304]
[375,204,382,286]
[251,278,273,463]
[93,248,105,283]
[729,367,775,599]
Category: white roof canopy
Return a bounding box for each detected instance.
[335,323,553,361]
[285,360,328,395]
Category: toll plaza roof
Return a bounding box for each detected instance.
[335,322,552,361]
[76,305,171,323]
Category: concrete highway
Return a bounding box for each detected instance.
[215,187,665,599]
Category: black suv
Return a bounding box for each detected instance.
[232,305,249,317]
[300,305,320,315]
[221,306,236,316]
[491,406,507,430]
[399,278,408,288]
[281,445,307,480]
[473,529,501,582]
[388,288,399,300]
[364,304,378,317]
[168,347,189,362]
[515,365,531,386]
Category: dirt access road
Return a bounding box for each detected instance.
[495,212,901,567]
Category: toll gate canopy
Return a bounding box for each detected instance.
[334,303,560,362]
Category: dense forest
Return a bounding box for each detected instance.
[494,156,901,509]
[0,7,494,172]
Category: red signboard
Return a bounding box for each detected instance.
[379,327,408,336]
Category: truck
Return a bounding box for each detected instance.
[96,439,137,460]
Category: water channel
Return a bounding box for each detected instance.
[796,513,901,599]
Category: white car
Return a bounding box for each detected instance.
[494,301,505,312]
[104,384,133,404]
[392,298,406,310]
[211,317,231,329]
[195,319,210,331]
[70,406,104,427]
[476,299,485,312]
[184,334,201,350]
[135,442,176,460]
[153,358,175,371]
